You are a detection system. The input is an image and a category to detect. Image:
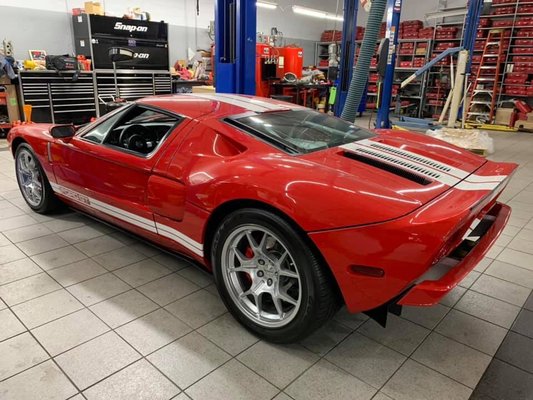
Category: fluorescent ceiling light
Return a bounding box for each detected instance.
[292,5,343,22]
[425,9,467,20]
[257,1,278,10]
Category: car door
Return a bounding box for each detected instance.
[50,104,189,235]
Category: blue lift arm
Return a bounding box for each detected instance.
[375,0,402,129]
[215,0,256,94]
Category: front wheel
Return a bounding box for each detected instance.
[212,208,339,343]
[15,143,62,214]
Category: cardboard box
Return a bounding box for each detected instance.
[84,2,104,15]
[192,85,215,94]
[516,120,533,131]
[495,108,515,126]
[527,112,533,122]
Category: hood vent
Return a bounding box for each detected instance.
[342,151,433,186]
[368,142,452,173]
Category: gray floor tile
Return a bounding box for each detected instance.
[0,232,9,247]
[382,359,472,400]
[285,359,376,400]
[508,236,533,255]
[186,359,278,400]
[0,308,26,342]
[471,274,531,307]
[333,307,368,330]
[32,308,109,356]
[152,252,190,271]
[485,260,533,289]
[12,289,83,329]
[3,223,53,243]
[473,359,533,400]
[165,290,227,329]
[455,290,521,329]
[0,258,42,285]
[0,332,48,380]
[83,359,179,400]
[412,332,492,388]
[486,244,504,259]
[0,205,25,219]
[147,331,231,389]
[42,214,87,233]
[526,291,533,312]
[48,258,107,287]
[89,290,158,328]
[31,246,88,271]
[113,259,172,287]
[238,341,319,389]
[55,331,141,390]
[325,332,405,387]
[436,309,508,355]
[371,393,394,400]
[197,313,259,356]
[75,235,124,257]
[458,270,481,289]
[299,319,352,357]
[272,392,293,400]
[129,242,161,257]
[177,266,213,288]
[473,257,493,273]
[400,303,450,329]
[512,308,533,339]
[497,248,533,271]
[440,286,467,308]
[67,273,131,306]
[0,360,77,400]
[138,273,200,306]
[57,224,108,244]
[0,215,38,232]
[16,234,69,256]
[92,246,147,271]
[0,298,6,311]
[116,308,191,355]
[0,272,61,306]
[495,331,533,373]
[357,315,430,356]
[0,243,27,263]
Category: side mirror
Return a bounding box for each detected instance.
[50,124,76,139]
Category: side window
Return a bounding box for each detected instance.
[82,105,182,156]
[82,108,126,144]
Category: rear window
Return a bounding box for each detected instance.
[227,110,375,154]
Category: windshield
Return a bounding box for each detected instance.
[227,110,375,154]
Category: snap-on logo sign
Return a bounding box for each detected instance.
[134,53,150,59]
[114,22,148,33]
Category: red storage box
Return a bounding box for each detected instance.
[479,17,491,27]
[508,72,529,80]
[515,39,533,46]
[493,20,514,27]
[516,29,533,37]
[491,6,515,15]
[513,56,533,63]
[399,61,413,68]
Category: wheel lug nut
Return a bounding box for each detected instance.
[258,259,265,266]
[267,278,273,286]
[257,271,264,277]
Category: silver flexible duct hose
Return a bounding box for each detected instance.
[341,0,388,122]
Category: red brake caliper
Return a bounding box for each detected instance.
[243,246,254,286]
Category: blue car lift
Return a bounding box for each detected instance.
[214,0,256,94]
[375,0,485,129]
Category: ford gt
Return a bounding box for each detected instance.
[7,94,517,343]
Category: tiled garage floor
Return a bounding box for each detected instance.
[0,130,532,400]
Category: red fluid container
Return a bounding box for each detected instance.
[256,43,273,98]
[280,46,304,78]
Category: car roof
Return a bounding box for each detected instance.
[139,93,301,119]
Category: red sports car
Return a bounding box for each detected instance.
[8,94,516,343]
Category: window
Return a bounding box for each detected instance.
[227,110,375,154]
[81,105,182,155]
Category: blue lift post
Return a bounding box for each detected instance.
[334,0,359,116]
[214,0,256,94]
[375,0,402,129]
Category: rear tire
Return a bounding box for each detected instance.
[15,143,62,214]
[212,208,339,343]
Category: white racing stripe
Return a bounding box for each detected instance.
[50,183,204,257]
[343,140,510,192]
[188,93,292,113]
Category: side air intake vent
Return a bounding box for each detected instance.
[342,151,433,186]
